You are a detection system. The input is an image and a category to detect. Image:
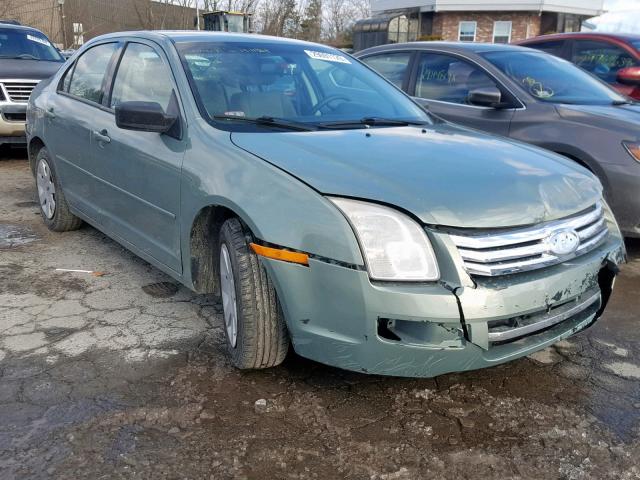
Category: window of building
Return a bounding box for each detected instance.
[415,52,498,105]
[458,21,477,42]
[73,22,84,47]
[493,21,512,44]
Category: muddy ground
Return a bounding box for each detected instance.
[1,148,639,480]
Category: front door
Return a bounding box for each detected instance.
[409,52,516,137]
[88,41,186,273]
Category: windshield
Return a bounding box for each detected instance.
[0,28,63,61]
[176,40,431,129]
[483,50,626,105]
[631,40,640,51]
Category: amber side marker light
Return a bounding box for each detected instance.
[250,243,309,266]
[623,141,640,163]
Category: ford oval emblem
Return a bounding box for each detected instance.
[546,229,580,256]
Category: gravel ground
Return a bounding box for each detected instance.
[1,148,639,479]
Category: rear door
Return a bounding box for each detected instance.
[46,42,120,218]
[407,52,516,137]
[87,40,186,273]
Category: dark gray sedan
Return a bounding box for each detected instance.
[357,42,640,238]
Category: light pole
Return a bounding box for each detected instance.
[57,0,67,49]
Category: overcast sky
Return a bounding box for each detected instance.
[587,0,640,32]
[604,0,640,10]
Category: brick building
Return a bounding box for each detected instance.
[1,0,199,49]
[354,0,605,51]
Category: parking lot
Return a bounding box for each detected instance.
[0,147,639,479]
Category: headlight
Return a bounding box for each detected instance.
[622,141,640,163]
[329,197,439,281]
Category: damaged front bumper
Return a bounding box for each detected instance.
[262,228,625,378]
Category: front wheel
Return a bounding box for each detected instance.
[218,218,289,369]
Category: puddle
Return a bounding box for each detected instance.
[0,224,38,248]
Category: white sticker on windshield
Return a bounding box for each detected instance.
[304,50,351,64]
[27,34,50,46]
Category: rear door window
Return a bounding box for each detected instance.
[526,40,566,57]
[571,40,638,83]
[360,52,412,88]
[67,43,118,104]
[414,53,498,105]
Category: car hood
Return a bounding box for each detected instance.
[0,59,64,80]
[556,103,640,129]
[231,124,602,228]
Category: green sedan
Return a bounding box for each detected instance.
[26,32,625,377]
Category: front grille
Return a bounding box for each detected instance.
[487,289,601,344]
[449,202,608,276]
[0,80,39,103]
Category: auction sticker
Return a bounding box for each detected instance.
[27,34,50,46]
[304,50,351,64]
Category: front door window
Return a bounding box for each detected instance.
[415,53,497,105]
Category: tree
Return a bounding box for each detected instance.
[323,0,370,45]
[255,0,300,37]
[300,0,322,42]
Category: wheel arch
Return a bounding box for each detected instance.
[27,136,46,175]
[551,148,611,191]
[187,201,258,295]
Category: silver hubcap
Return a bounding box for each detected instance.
[36,159,56,219]
[220,243,238,348]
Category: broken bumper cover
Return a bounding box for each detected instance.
[263,233,624,378]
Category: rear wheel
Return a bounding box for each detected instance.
[35,147,83,232]
[218,218,289,369]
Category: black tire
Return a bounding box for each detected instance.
[218,218,289,369]
[35,147,83,232]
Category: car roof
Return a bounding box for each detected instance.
[357,41,535,56]
[89,30,330,49]
[0,22,45,34]
[520,32,640,44]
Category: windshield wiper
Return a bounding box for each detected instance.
[0,54,39,60]
[317,117,429,129]
[213,115,315,131]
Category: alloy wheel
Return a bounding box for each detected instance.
[220,243,238,348]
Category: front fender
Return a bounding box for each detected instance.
[180,120,364,288]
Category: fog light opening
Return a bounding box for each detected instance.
[377,318,401,341]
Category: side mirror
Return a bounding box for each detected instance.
[115,101,177,133]
[616,66,640,86]
[468,87,503,108]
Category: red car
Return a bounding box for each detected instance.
[518,33,640,100]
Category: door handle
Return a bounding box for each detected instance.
[92,129,111,144]
[45,107,56,119]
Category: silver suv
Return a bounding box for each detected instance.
[0,22,64,147]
